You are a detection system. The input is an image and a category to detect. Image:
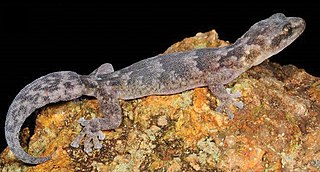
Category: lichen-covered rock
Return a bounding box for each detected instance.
[1,29,320,171]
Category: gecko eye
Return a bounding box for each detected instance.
[282,23,293,35]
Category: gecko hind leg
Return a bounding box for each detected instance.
[90,63,114,78]
[209,85,243,119]
[70,87,122,153]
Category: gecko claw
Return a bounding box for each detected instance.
[70,118,105,153]
[78,117,89,126]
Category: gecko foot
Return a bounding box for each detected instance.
[215,88,243,119]
[70,117,105,153]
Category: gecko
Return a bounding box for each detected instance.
[4,13,305,164]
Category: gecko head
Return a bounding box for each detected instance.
[239,13,305,66]
[266,13,305,52]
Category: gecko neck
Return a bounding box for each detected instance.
[229,36,270,70]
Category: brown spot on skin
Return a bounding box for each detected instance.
[271,34,288,48]
[247,37,266,47]
[246,49,262,64]
[63,82,74,89]
[223,45,245,59]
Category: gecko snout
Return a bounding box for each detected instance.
[287,17,306,35]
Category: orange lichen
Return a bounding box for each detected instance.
[164,30,229,54]
[308,80,320,103]
[219,135,266,170]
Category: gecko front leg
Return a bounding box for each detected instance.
[71,85,122,153]
[207,68,244,119]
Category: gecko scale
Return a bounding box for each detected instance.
[5,13,305,164]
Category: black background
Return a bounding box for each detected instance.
[0,3,318,152]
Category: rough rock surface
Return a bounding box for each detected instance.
[1,29,319,171]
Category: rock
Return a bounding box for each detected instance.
[1,29,319,171]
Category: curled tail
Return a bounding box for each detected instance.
[5,71,86,164]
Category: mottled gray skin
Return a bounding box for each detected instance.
[5,13,305,164]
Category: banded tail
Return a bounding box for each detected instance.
[5,71,85,164]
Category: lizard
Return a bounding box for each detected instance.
[4,13,305,164]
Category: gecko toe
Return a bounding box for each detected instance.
[78,117,89,126]
[225,109,234,119]
[226,88,242,98]
[93,135,103,149]
[215,104,235,119]
[97,130,105,140]
[233,100,244,109]
[84,145,93,154]
[215,104,225,113]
